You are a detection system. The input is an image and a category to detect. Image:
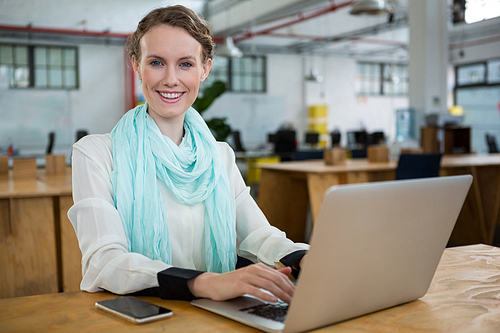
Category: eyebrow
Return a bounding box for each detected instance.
[146,54,198,62]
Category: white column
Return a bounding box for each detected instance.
[408,0,450,136]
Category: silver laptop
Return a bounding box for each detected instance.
[192,175,472,333]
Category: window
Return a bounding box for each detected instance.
[356,62,408,96]
[200,55,266,93]
[0,44,78,89]
[454,58,500,154]
[455,58,500,87]
[453,0,500,24]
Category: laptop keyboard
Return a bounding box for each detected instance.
[239,303,289,323]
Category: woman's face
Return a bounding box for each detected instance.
[133,24,211,128]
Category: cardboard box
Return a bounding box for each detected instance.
[367,145,389,163]
[45,154,66,174]
[324,148,346,166]
[13,158,37,179]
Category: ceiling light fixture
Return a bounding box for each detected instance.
[350,0,393,15]
[305,68,324,83]
[216,36,243,58]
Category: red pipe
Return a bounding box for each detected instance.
[0,23,131,39]
[233,0,354,43]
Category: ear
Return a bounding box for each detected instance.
[200,58,212,82]
[131,56,142,81]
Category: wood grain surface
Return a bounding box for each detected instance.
[257,154,500,244]
[0,244,498,333]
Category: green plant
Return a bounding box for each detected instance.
[193,81,231,141]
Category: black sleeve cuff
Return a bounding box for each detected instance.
[157,267,205,301]
[280,250,308,279]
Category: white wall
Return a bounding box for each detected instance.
[2,40,409,155]
[205,53,408,149]
[0,40,127,159]
[70,44,127,137]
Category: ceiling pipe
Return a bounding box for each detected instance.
[0,23,130,39]
[262,32,407,47]
[232,1,354,43]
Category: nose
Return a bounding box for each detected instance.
[162,65,179,87]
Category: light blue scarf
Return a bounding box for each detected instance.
[110,103,236,273]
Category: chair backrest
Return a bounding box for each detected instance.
[46,132,55,154]
[396,153,442,180]
[76,130,88,142]
[231,131,246,152]
[486,134,499,153]
[368,131,385,145]
[347,130,368,146]
[331,130,341,147]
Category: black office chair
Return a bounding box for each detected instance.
[368,131,385,145]
[76,130,88,142]
[486,133,499,153]
[273,129,296,161]
[305,132,319,146]
[347,130,368,158]
[396,153,443,180]
[347,130,368,146]
[231,131,246,152]
[331,130,341,147]
[46,132,55,154]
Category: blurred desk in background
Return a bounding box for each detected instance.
[0,168,79,299]
[257,154,500,245]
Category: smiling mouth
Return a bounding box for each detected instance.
[158,91,183,99]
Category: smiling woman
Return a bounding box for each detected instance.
[130,24,212,144]
[67,4,309,306]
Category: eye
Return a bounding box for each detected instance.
[150,60,163,66]
[180,62,193,67]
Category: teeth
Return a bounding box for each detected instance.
[159,92,182,99]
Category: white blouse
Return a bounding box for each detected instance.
[68,134,309,295]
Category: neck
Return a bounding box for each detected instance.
[147,108,185,146]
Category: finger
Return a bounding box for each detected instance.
[246,286,279,303]
[277,266,292,276]
[247,274,294,304]
[249,265,294,289]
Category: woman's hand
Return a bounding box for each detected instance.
[187,263,295,304]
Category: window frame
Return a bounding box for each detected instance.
[0,43,79,90]
[200,55,267,94]
[453,58,500,104]
[356,61,408,97]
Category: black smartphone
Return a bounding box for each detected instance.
[95,296,173,324]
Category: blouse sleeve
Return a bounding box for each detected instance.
[218,143,310,267]
[68,135,170,295]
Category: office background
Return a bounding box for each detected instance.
[0,0,499,158]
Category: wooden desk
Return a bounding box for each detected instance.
[0,168,80,298]
[257,154,500,244]
[1,244,499,332]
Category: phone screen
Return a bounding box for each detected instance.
[96,296,173,324]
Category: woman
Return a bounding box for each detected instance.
[68,5,308,304]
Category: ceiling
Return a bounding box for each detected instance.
[0,0,497,63]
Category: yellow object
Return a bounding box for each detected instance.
[308,105,327,118]
[449,105,464,116]
[307,105,329,147]
[308,123,328,134]
[246,156,280,183]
